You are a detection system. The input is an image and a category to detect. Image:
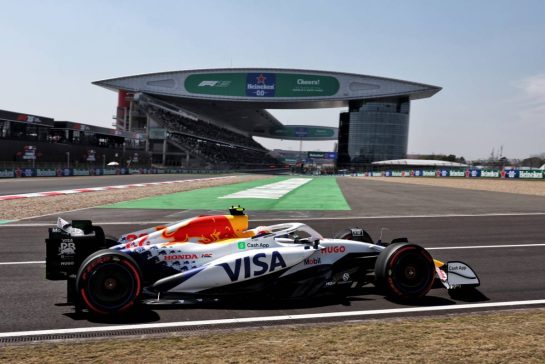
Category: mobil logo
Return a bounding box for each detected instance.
[320,246,346,254]
[218,251,287,282]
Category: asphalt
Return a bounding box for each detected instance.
[0,176,544,338]
[0,173,226,195]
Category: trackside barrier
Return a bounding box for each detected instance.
[0,167,288,178]
[354,169,544,180]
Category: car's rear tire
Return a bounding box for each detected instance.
[76,250,142,315]
[334,228,373,243]
[374,243,435,302]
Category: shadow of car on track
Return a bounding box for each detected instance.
[63,305,161,324]
[60,287,489,324]
[384,287,489,306]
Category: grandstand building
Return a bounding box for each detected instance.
[0,109,144,168]
[94,68,441,169]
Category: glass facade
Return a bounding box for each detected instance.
[337,98,410,168]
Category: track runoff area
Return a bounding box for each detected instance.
[1,175,545,341]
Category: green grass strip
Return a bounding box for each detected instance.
[102,176,350,211]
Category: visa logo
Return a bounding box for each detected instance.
[218,251,287,282]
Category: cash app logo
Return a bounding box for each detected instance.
[237,241,246,250]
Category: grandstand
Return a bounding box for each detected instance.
[0,108,144,169]
[134,95,280,168]
[95,68,440,170]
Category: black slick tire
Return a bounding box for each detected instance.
[76,249,142,315]
[374,243,435,302]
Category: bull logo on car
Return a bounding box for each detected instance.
[58,241,76,256]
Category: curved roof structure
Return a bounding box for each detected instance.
[372,159,468,167]
[94,68,441,139]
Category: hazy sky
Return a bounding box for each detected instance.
[1,0,544,160]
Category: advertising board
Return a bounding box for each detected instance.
[185,72,340,98]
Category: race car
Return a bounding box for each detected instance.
[45,207,480,316]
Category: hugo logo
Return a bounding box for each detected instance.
[320,246,346,254]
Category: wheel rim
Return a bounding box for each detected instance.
[391,251,432,295]
[86,263,136,310]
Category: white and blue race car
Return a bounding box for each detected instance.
[46,207,479,315]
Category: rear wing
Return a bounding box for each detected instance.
[45,219,107,280]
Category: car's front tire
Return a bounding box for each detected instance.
[374,243,435,302]
[76,250,142,315]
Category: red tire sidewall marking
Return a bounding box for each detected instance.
[80,255,141,314]
[386,245,434,298]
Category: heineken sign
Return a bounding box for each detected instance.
[185,72,340,98]
[269,126,338,140]
[307,152,337,159]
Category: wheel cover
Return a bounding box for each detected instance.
[390,249,433,296]
[86,263,136,310]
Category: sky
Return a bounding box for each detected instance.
[1,0,544,160]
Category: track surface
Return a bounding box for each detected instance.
[0,174,224,195]
[1,177,544,337]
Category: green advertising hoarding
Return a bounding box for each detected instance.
[270,126,336,139]
[184,72,340,98]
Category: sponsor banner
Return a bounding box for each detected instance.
[15,168,36,177]
[518,170,543,179]
[103,169,117,175]
[36,169,57,177]
[269,126,337,140]
[449,170,466,177]
[307,151,337,159]
[246,73,276,97]
[276,73,340,97]
[503,170,518,179]
[421,170,436,177]
[73,169,90,176]
[371,172,383,177]
[0,169,15,178]
[468,169,480,178]
[391,171,403,177]
[185,73,246,96]
[184,72,340,98]
[480,170,500,178]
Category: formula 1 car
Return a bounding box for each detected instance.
[45,207,480,315]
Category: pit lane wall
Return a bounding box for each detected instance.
[350,169,545,180]
[0,167,243,178]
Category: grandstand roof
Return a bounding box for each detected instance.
[93,68,441,139]
[372,159,468,167]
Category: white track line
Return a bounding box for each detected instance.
[0,176,235,201]
[3,211,545,227]
[0,261,45,265]
[1,299,545,338]
[2,243,545,266]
